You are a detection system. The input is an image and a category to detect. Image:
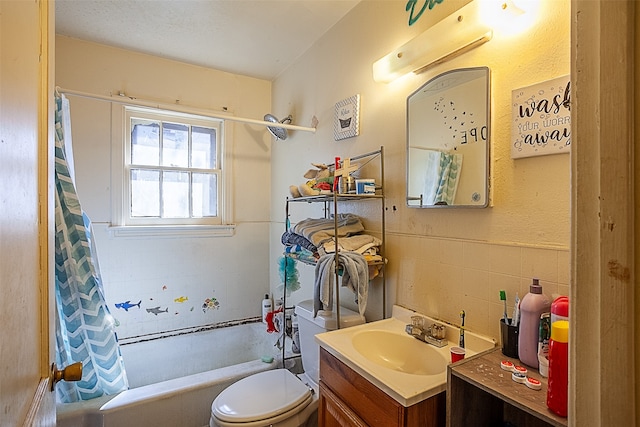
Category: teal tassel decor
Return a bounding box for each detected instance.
[278,256,301,295]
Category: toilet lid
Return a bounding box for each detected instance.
[212,369,312,423]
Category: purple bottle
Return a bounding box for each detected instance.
[517,279,551,368]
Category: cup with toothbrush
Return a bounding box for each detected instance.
[500,290,520,358]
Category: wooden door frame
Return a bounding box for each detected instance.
[571,1,637,425]
[23,0,55,424]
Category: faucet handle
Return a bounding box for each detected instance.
[430,323,446,340]
[411,315,424,329]
[406,324,421,336]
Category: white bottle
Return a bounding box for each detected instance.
[262,294,272,324]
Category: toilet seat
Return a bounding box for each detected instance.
[211,369,312,426]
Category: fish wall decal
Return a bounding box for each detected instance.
[174,296,188,303]
[115,300,142,311]
[146,306,169,316]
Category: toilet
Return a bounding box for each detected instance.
[210,300,365,427]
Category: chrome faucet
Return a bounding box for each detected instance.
[405,316,448,348]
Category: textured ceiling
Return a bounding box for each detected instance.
[55,0,360,81]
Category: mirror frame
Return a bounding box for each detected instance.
[406,66,491,208]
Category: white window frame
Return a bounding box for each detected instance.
[110,105,235,237]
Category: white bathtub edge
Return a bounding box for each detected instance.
[99,359,277,412]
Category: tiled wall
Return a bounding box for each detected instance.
[91,223,270,339]
[387,233,569,342]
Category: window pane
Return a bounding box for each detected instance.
[192,126,217,169]
[125,108,225,226]
[162,171,189,218]
[162,122,189,168]
[131,121,160,166]
[192,173,218,217]
[131,169,159,217]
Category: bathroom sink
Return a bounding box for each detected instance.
[314,305,496,407]
[351,330,447,375]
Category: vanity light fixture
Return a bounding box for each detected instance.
[373,0,492,83]
[480,0,536,37]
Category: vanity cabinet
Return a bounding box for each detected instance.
[319,347,446,427]
[447,348,568,427]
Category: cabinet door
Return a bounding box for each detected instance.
[320,348,405,426]
[319,382,369,427]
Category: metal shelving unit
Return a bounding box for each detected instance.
[280,147,386,365]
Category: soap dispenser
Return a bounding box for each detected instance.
[517,278,551,368]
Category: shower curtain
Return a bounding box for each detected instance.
[422,150,463,205]
[54,93,128,402]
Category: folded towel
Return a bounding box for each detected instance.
[313,251,369,318]
[322,234,382,254]
[293,214,364,247]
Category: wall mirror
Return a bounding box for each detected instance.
[406,67,490,208]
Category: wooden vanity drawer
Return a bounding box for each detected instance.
[319,347,445,427]
[319,381,368,427]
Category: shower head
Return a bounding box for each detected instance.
[264,114,292,140]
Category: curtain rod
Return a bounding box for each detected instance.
[55,86,317,134]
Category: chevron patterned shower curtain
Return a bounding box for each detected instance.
[422,150,463,206]
[433,152,463,205]
[54,94,128,402]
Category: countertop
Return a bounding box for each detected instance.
[447,347,568,427]
[315,304,496,407]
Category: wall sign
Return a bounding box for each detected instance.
[334,94,360,141]
[406,0,445,26]
[511,75,571,159]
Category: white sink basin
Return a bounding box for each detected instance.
[351,330,447,375]
[315,305,496,407]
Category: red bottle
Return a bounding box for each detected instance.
[551,296,569,324]
[546,320,569,417]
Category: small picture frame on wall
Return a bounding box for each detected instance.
[334,94,360,141]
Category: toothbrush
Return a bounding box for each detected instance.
[512,293,521,326]
[459,310,465,348]
[500,290,509,325]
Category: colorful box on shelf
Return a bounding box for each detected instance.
[356,179,376,195]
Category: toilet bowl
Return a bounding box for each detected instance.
[210,369,317,427]
[210,300,365,427]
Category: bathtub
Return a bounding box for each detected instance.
[57,320,290,427]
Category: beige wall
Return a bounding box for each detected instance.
[55,36,273,225]
[270,0,571,340]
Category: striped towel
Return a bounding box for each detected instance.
[293,214,364,247]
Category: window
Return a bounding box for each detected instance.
[120,107,228,229]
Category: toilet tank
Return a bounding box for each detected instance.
[295,300,365,385]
